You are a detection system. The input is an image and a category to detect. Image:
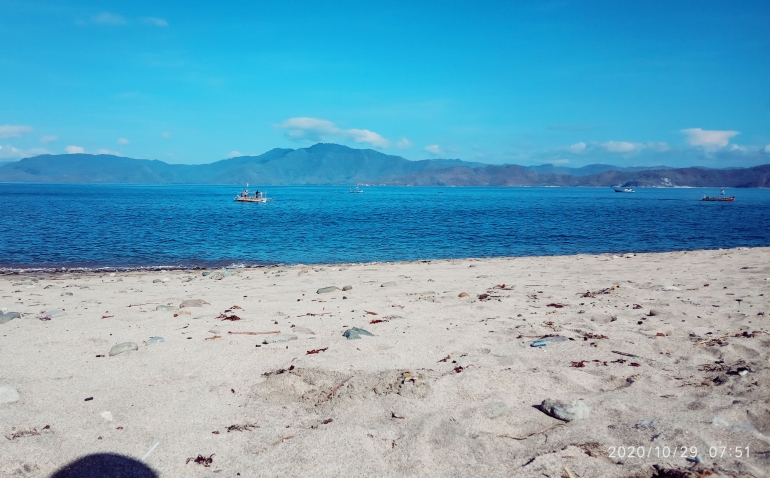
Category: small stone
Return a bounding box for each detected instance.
[109,342,138,356]
[180,299,209,308]
[649,309,661,316]
[146,336,164,345]
[486,402,510,419]
[343,327,374,339]
[0,385,20,405]
[61,292,73,296]
[342,285,353,291]
[661,286,681,291]
[155,305,178,311]
[0,312,21,324]
[262,333,298,344]
[39,309,65,320]
[343,329,361,339]
[202,271,211,276]
[223,269,232,277]
[317,286,338,294]
[152,279,162,283]
[292,326,315,335]
[540,398,590,421]
[161,278,171,283]
[458,292,469,298]
[209,272,225,280]
[381,281,397,288]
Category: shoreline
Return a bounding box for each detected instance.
[2,247,769,477]
[0,245,764,275]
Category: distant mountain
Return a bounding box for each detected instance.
[383,164,770,188]
[0,144,485,185]
[525,163,674,176]
[0,143,768,187]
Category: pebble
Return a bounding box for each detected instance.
[344,327,374,339]
[39,309,65,320]
[161,278,170,283]
[202,271,211,276]
[0,312,21,324]
[61,292,73,296]
[317,286,338,294]
[292,326,315,334]
[540,398,590,421]
[486,402,510,419]
[209,272,225,280]
[458,292,469,298]
[649,309,661,316]
[530,336,569,347]
[262,333,298,344]
[0,385,20,405]
[152,279,162,283]
[146,336,164,345]
[381,281,397,288]
[661,286,681,291]
[180,299,208,308]
[109,342,139,356]
[342,285,353,291]
[155,305,178,311]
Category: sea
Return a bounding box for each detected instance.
[1,184,769,271]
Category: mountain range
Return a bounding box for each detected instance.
[1,143,768,187]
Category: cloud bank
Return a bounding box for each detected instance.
[680,128,739,151]
[278,117,393,148]
[424,144,443,155]
[0,125,33,138]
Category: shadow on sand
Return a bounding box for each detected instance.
[50,453,158,478]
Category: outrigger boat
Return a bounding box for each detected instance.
[349,186,364,194]
[702,188,735,202]
[234,184,273,203]
[613,187,635,193]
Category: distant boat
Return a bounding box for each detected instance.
[613,187,635,193]
[234,185,272,203]
[702,188,734,202]
[349,186,364,194]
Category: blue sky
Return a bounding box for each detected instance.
[1,0,768,167]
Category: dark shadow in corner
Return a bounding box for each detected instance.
[50,453,158,478]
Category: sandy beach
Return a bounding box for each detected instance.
[1,247,769,477]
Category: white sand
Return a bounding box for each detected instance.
[1,248,769,477]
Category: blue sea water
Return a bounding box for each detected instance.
[1,184,768,270]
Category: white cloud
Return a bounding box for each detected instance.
[681,128,739,151]
[97,149,121,155]
[599,141,671,153]
[161,132,172,138]
[568,142,586,154]
[763,145,770,154]
[729,144,748,153]
[65,145,85,154]
[601,141,637,153]
[424,144,443,155]
[228,151,244,158]
[395,138,412,149]
[0,125,33,138]
[40,135,58,143]
[278,117,391,148]
[0,145,50,160]
[93,12,125,25]
[142,17,168,27]
[117,138,130,144]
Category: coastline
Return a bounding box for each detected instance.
[1,247,769,477]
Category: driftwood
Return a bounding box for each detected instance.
[228,330,280,335]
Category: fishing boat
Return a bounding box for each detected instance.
[234,185,273,203]
[613,187,635,193]
[702,188,734,202]
[349,186,364,194]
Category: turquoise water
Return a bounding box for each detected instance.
[0,184,768,270]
